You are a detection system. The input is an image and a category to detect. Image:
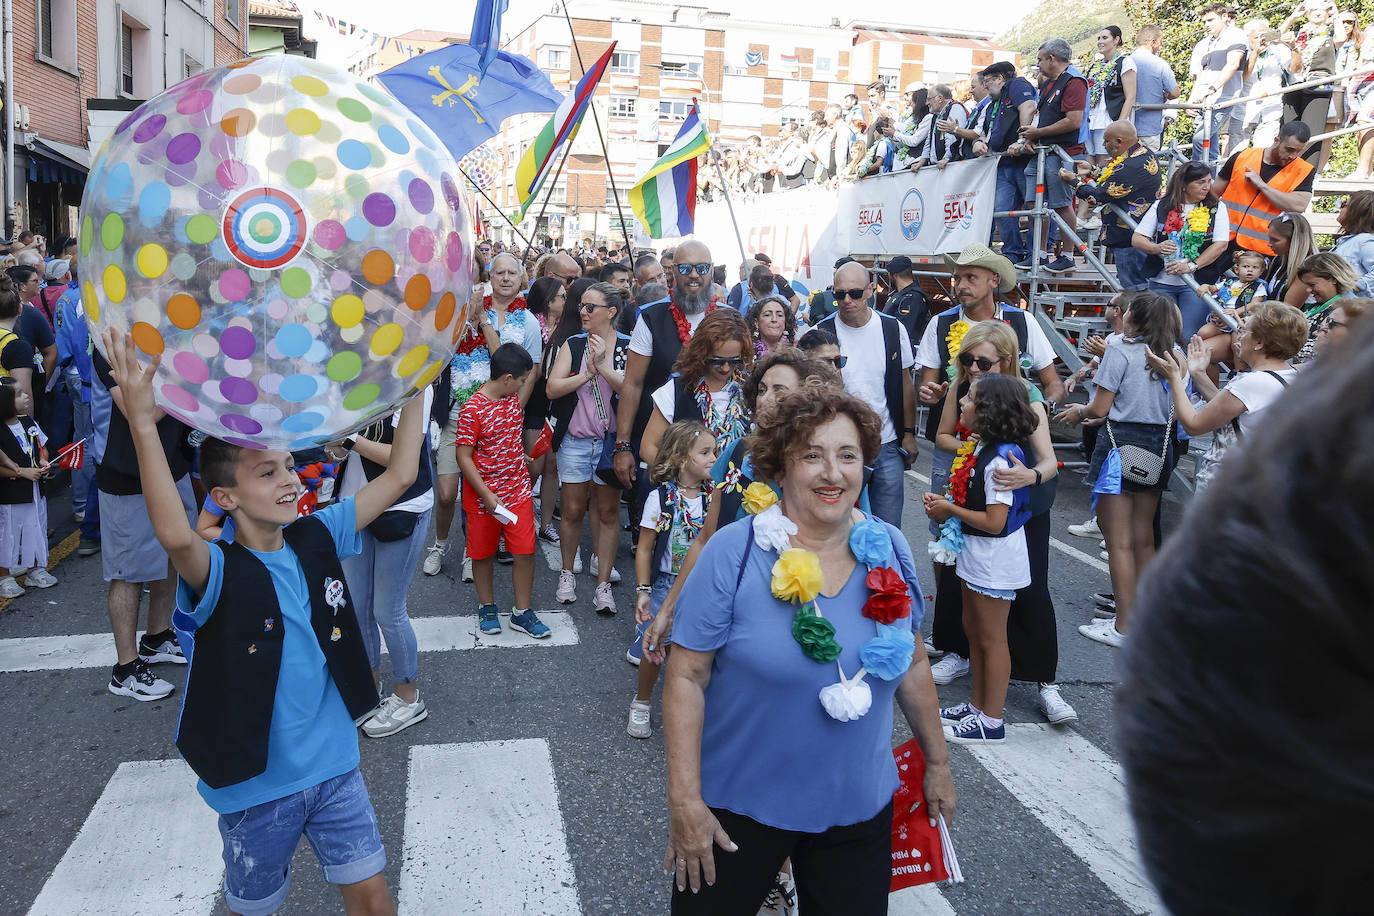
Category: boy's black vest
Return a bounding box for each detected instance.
[632,301,693,442]
[548,331,631,451]
[0,415,42,504]
[925,306,1032,441]
[817,311,906,441]
[174,516,379,789]
[962,442,1032,538]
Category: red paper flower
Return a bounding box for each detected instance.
[1162,209,1184,234]
[862,566,912,623]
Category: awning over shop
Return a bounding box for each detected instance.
[26,136,90,185]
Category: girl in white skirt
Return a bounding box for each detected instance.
[0,376,55,597]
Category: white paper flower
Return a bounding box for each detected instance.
[753,503,798,555]
[818,676,873,721]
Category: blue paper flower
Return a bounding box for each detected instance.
[859,623,916,681]
[848,519,891,569]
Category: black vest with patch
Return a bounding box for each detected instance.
[962,441,1032,538]
[818,311,906,441]
[174,516,379,789]
[634,302,689,442]
[548,332,631,451]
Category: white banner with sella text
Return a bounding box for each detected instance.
[836,156,999,258]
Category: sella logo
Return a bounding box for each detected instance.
[943,193,976,230]
[857,204,884,236]
[900,189,924,240]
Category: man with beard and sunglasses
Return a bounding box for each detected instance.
[915,243,1063,539]
[810,259,919,527]
[613,240,721,491]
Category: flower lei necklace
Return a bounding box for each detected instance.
[1086,51,1123,110]
[1095,150,1127,185]
[1162,205,1213,263]
[695,377,749,446]
[654,481,711,535]
[929,425,979,565]
[669,300,718,345]
[747,496,916,723]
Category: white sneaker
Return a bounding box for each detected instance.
[461,552,474,583]
[627,699,651,739]
[1079,617,1125,648]
[1067,517,1101,538]
[1038,684,1079,725]
[422,543,446,576]
[556,569,577,604]
[362,692,428,738]
[572,550,583,574]
[923,636,944,659]
[589,553,621,584]
[0,576,24,598]
[108,658,173,701]
[929,653,970,684]
[24,568,57,589]
[594,581,616,616]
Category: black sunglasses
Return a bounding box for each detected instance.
[706,356,744,370]
[835,287,868,301]
[552,273,578,285]
[825,355,849,369]
[958,353,998,371]
[677,262,713,276]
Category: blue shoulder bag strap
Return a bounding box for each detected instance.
[736,521,757,590]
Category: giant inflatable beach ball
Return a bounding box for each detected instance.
[79,55,474,450]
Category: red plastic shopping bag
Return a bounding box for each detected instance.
[890,737,962,891]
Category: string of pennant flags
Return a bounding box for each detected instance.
[309,9,426,58]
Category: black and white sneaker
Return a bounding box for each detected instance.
[138,631,186,665]
[109,658,174,701]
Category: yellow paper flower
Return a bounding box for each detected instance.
[945,319,971,358]
[741,481,778,515]
[771,548,824,604]
[1186,206,1212,233]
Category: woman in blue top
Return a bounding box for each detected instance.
[662,387,955,913]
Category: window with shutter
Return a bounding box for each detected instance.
[121,24,134,95]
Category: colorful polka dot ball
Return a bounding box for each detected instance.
[79,55,475,450]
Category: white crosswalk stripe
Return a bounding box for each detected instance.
[960,724,1164,915]
[399,739,580,915]
[27,759,221,916]
[19,725,1165,914]
[0,612,579,673]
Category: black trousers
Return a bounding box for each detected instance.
[1283,87,1332,165]
[931,512,1059,683]
[670,801,894,916]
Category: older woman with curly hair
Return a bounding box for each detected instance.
[640,309,754,468]
[662,387,955,915]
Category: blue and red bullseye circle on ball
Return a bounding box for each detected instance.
[222,187,307,269]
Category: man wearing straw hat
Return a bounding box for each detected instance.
[914,243,1063,534]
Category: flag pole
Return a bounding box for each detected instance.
[708,142,748,267]
[460,166,538,253]
[561,1,636,258]
[528,140,575,249]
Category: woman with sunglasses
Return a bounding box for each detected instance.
[926,321,1074,725]
[546,282,631,614]
[797,327,847,370]
[640,310,754,474]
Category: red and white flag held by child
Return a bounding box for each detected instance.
[54,439,85,470]
[890,737,963,891]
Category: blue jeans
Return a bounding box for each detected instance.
[927,445,957,538]
[994,165,1028,261]
[1113,246,1151,291]
[217,767,385,916]
[341,507,430,684]
[1147,279,1211,340]
[70,396,94,514]
[80,476,100,542]
[868,441,907,529]
[1192,106,1231,166]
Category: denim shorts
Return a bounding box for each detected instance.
[217,768,386,916]
[556,434,605,485]
[965,582,1018,600]
[1024,153,1089,210]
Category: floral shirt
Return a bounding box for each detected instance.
[449,296,541,410]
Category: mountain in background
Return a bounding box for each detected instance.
[998,0,1135,60]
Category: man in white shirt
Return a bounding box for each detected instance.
[1240,20,1289,150]
[915,244,1063,537]
[1190,3,1250,165]
[810,259,917,527]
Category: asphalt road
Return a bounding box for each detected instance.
[0,441,1185,916]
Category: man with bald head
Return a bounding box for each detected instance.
[1059,120,1162,290]
[613,239,718,488]
[810,258,918,527]
[545,251,581,288]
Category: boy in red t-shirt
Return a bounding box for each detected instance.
[455,343,550,639]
